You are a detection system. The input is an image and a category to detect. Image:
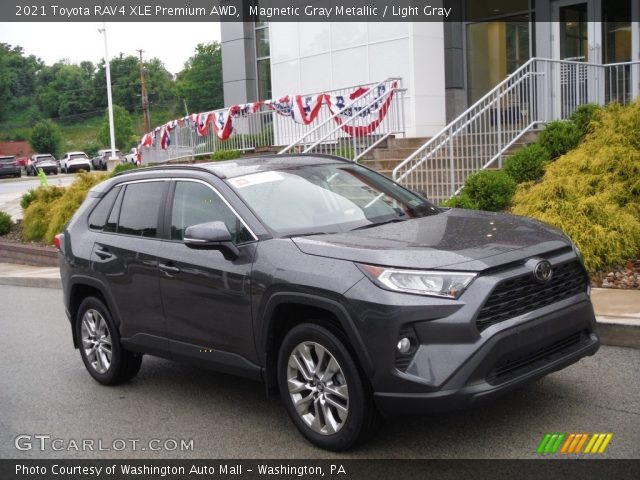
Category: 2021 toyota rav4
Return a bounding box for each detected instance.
[57,155,599,450]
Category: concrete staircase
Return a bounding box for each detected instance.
[359,130,540,181]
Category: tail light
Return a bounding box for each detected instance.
[54,233,63,251]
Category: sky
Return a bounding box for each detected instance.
[0,22,221,74]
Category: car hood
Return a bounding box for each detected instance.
[291,209,572,272]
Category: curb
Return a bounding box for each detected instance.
[595,316,640,350]
[0,276,62,289]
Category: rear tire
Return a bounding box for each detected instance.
[76,296,142,385]
[277,322,380,451]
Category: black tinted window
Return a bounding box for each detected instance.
[170,181,253,244]
[88,187,120,230]
[117,182,165,238]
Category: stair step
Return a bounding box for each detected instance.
[388,137,432,149]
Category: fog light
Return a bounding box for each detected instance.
[397,337,411,354]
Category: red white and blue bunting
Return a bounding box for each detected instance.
[142,82,397,150]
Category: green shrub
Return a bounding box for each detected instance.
[210,149,241,161]
[29,119,62,157]
[512,100,640,271]
[570,103,602,138]
[537,120,581,159]
[20,189,38,210]
[21,186,66,241]
[111,162,138,176]
[462,169,517,211]
[504,143,550,183]
[440,193,478,209]
[0,211,12,236]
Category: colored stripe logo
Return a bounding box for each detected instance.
[537,433,613,454]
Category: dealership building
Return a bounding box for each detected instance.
[221,0,639,138]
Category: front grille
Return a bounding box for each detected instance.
[487,330,587,384]
[476,261,587,332]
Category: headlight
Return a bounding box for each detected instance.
[357,264,476,299]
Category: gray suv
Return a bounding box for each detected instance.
[56,155,599,450]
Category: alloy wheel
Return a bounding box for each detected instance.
[80,309,113,374]
[286,341,349,435]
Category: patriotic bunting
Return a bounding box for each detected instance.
[140,81,398,147]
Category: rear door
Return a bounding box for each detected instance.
[157,178,260,372]
[90,179,170,355]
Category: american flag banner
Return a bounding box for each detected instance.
[212,108,235,140]
[140,132,153,148]
[191,112,214,137]
[234,102,263,117]
[160,125,171,150]
[325,81,397,136]
[265,94,323,125]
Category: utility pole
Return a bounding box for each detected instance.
[137,49,150,133]
[99,23,117,163]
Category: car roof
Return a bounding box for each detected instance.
[117,154,351,180]
[65,151,87,155]
[0,155,15,159]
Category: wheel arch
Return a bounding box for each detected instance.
[259,293,374,392]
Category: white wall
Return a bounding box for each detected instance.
[269,22,447,138]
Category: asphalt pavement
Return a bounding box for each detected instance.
[0,285,638,459]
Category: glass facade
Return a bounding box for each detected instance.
[255,21,272,100]
[465,0,532,103]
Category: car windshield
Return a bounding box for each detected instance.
[228,163,440,236]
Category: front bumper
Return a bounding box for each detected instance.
[67,163,91,172]
[374,299,599,414]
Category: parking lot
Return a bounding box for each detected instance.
[0,284,638,459]
[0,173,77,221]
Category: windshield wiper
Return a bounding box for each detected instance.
[281,231,338,238]
[351,217,408,231]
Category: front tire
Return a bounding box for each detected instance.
[277,323,379,451]
[76,296,142,385]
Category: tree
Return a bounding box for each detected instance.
[97,105,134,150]
[30,120,62,156]
[176,42,223,113]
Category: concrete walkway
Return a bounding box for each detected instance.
[0,262,638,348]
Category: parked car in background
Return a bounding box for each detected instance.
[125,147,141,165]
[16,157,29,171]
[92,149,125,171]
[27,154,58,176]
[60,152,91,173]
[0,155,22,178]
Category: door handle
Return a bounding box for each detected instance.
[95,247,112,260]
[159,263,181,275]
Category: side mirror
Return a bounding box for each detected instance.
[184,221,239,259]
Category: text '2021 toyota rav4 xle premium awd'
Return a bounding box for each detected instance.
[57,155,599,450]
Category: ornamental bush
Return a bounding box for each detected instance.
[112,162,138,175]
[210,149,241,161]
[440,193,478,209]
[0,211,12,236]
[21,186,66,241]
[462,169,517,212]
[511,100,640,272]
[537,120,582,159]
[20,189,38,210]
[504,143,550,183]
[570,103,602,138]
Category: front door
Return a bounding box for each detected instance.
[158,179,260,377]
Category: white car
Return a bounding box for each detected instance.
[60,152,92,173]
[125,147,140,165]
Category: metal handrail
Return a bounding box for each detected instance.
[392,58,640,203]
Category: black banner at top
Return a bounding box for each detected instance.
[3,0,638,23]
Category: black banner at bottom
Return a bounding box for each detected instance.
[1,459,639,480]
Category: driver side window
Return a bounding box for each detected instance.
[170,181,253,244]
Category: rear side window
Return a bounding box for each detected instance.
[88,187,120,231]
[117,182,165,238]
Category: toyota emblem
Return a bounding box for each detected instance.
[533,260,553,283]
